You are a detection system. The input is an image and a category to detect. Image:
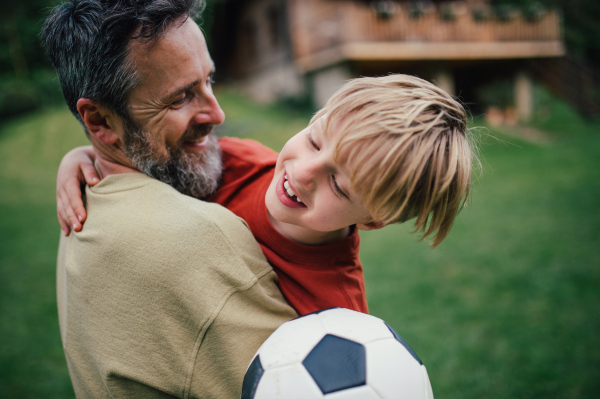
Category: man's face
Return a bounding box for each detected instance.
[123,18,225,198]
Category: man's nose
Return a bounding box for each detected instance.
[192,91,225,126]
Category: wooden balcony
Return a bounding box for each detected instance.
[289,0,565,72]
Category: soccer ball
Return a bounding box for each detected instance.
[241,307,434,399]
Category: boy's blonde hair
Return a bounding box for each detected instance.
[312,74,475,247]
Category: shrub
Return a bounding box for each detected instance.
[0,70,63,121]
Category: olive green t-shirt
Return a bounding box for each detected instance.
[56,172,297,398]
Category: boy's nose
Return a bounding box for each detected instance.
[294,158,324,191]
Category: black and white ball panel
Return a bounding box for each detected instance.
[242,308,434,399]
[303,334,366,394]
[241,355,263,399]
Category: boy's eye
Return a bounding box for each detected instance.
[331,175,349,200]
[307,133,320,151]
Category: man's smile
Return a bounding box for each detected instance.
[183,134,209,150]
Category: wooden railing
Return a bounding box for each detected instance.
[290,0,563,60]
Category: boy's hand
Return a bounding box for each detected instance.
[57,146,99,235]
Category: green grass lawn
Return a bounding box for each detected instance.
[1,90,599,398]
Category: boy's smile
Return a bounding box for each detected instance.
[265,117,374,244]
[275,172,307,208]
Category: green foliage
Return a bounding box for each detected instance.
[472,5,493,22]
[439,3,457,22]
[522,2,549,22]
[494,4,517,21]
[0,70,63,121]
[0,78,40,118]
[408,2,427,19]
[0,0,63,120]
[196,0,219,49]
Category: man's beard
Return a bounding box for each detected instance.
[122,122,222,199]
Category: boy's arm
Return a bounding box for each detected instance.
[56,145,99,235]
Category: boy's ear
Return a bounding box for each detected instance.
[356,220,389,231]
[76,98,121,145]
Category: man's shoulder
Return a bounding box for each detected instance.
[74,171,271,281]
[89,172,217,211]
[85,172,248,241]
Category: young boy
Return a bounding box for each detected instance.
[56,74,475,315]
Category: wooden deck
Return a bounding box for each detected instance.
[289,0,565,72]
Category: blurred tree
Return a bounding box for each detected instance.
[0,0,62,120]
[0,0,57,78]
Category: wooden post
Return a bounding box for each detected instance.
[433,70,455,96]
[515,70,533,122]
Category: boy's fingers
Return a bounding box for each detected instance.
[57,199,71,236]
[64,201,82,232]
[57,195,74,230]
[65,178,88,223]
[59,218,71,236]
[58,186,82,231]
[81,164,100,186]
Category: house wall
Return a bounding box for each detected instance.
[228,0,304,102]
[238,61,303,103]
[309,63,353,108]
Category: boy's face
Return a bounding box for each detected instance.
[265,117,373,233]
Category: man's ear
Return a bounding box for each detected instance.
[356,220,389,231]
[76,99,121,145]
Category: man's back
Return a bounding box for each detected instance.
[57,172,296,398]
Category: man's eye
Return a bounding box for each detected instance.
[171,93,189,106]
[207,76,215,86]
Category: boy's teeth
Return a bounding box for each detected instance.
[283,174,304,204]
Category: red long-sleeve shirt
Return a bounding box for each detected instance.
[207,137,368,315]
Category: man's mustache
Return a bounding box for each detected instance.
[179,124,214,144]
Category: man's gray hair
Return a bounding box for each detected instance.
[41,0,205,130]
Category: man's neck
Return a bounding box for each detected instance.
[92,144,140,178]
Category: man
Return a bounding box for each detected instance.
[42,0,297,397]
